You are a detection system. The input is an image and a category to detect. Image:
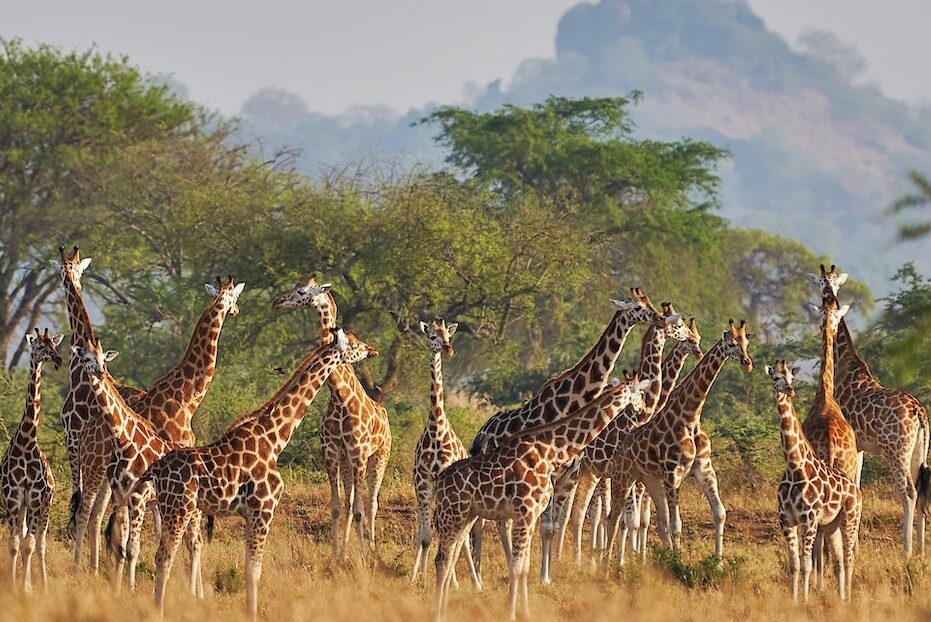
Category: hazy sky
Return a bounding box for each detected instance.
[4,0,930,115]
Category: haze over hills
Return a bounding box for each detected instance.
[238,0,929,295]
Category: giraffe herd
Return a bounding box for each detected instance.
[1,246,929,620]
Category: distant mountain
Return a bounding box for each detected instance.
[238,0,931,293]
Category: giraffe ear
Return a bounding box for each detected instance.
[78,257,92,271]
[808,273,822,286]
[836,273,849,286]
[667,314,682,324]
[807,302,821,317]
[205,283,219,296]
[745,332,757,342]
[52,334,65,347]
[634,379,652,392]
[70,345,82,357]
[319,283,332,293]
[335,329,349,351]
[792,366,802,376]
[50,260,63,271]
[25,333,37,348]
[446,322,458,336]
[103,349,120,362]
[836,304,850,319]
[764,365,774,377]
[233,282,246,296]
[610,377,621,387]
[419,321,430,335]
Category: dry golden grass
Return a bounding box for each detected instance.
[3,476,931,621]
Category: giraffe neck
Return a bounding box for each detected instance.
[656,342,692,412]
[565,310,640,397]
[527,390,627,470]
[251,343,344,459]
[657,338,729,427]
[17,357,44,445]
[835,318,878,387]
[818,307,837,400]
[63,275,95,347]
[635,325,667,415]
[87,371,147,451]
[144,301,228,428]
[313,293,338,342]
[428,350,450,435]
[776,392,813,471]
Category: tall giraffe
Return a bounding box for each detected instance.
[105,276,244,585]
[604,320,755,566]
[766,361,862,601]
[563,311,704,563]
[273,274,391,559]
[432,377,650,621]
[539,308,694,583]
[468,288,665,575]
[70,340,202,593]
[145,329,377,617]
[410,319,480,588]
[816,264,931,557]
[1,328,62,592]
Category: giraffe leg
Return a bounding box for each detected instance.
[605,476,634,567]
[411,483,433,585]
[323,441,343,559]
[812,529,825,592]
[19,516,36,595]
[622,485,641,555]
[126,489,153,592]
[245,511,273,618]
[35,501,49,592]
[588,488,603,555]
[800,520,818,603]
[71,470,102,573]
[111,505,130,592]
[350,457,368,561]
[554,481,577,561]
[434,519,469,622]
[496,520,513,567]
[182,512,204,598]
[827,528,845,600]
[692,449,726,559]
[366,441,390,551]
[469,519,484,584]
[638,489,652,560]
[663,480,682,551]
[854,450,865,488]
[8,503,24,590]
[340,455,357,556]
[642,476,669,550]
[154,513,188,615]
[459,519,483,591]
[600,479,612,553]
[87,481,111,575]
[889,451,917,558]
[780,513,800,601]
[570,472,598,564]
[508,520,533,620]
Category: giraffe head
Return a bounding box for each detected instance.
[660,303,694,343]
[723,320,755,373]
[328,328,379,364]
[766,360,800,398]
[51,245,93,291]
[25,327,64,370]
[807,295,849,335]
[612,370,652,413]
[611,287,665,328]
[420,319,458,357]
[809,263,849,300]
[273,274,333,310]
[205,276,246,317]
[70,339,119,380]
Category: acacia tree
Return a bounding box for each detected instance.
[0,39,196,366]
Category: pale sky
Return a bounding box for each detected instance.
[4,0,930,115]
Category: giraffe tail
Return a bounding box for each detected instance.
[918,466,931,518]
[205,515,215,542]
[67,489,81,540]
[469,431,487,457]
[103,510,127,561]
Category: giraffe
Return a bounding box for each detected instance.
[410,319,480,589]
[539,307,695,583]
[603,320,755,566]
[105,276,244,587]
[273,275,392,560]
[468,288,666,576]
[432,376,650,621]
[69,339,204,593]
[766,360,862,601]
[815,264,931,557]
[144,328,377,617]
[0,328,63,592]
[563,311,704,564]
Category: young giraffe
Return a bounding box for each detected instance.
[564,311,704,563]
[70,339,204,594]
[410,319,480,588]
[469,288,665,575]
[766,361,862,601]
[817,264,931,557]
[273,275,391,560]
[539,308,694,583]
[145,329,377,617]
[604,320,755,566]
[432,377,651,621]
[0,328,63,592]
[107,276,244,587]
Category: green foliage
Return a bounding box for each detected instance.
[890,171,931,241]
[214,565,245,594]
[651,546,746,590]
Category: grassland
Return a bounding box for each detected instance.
[3,474,931,622]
